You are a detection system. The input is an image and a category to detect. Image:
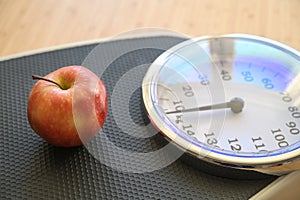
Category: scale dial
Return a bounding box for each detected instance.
[142,34,300,175]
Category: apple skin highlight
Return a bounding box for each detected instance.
[27,66,108,147]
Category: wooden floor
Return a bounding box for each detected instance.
[1,0,300,56]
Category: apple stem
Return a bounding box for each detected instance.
[32,75,64,90]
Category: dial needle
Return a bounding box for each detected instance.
[166,97,245,114]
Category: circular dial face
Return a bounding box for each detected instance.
[142,34,300,167]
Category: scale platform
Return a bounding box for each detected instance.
[0,33,276,199]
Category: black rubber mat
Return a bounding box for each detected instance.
[0,36,276,199]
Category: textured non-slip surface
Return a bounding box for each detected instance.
[0,36,276,199]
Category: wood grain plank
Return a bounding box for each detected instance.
[0,0,300,56]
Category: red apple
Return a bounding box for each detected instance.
[27,66,108,147]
